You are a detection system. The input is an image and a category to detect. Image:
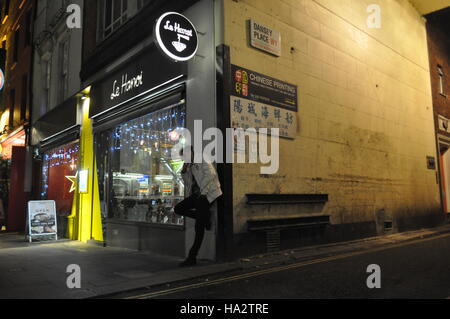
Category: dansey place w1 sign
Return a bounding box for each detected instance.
[250,20,281,57]
[155,12,198,62]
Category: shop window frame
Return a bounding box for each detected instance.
[94,89,187,230]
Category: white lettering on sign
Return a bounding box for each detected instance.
[249,73,296,94]
[164,20,193,37]
[250,20,281,57]
[110,71,144,101]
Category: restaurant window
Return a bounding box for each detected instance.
[97,101,186,226]
[41,142,79,217]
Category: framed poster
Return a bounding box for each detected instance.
[27,201,58,242]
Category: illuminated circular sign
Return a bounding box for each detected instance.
[154,12,198,62]
[0,69,4,91]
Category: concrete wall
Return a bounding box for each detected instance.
[224,0,442,236]
[185,0,218,261]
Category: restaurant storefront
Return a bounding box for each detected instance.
[83,1,219,259]
[29,0,221,260]
[90,52,189,255]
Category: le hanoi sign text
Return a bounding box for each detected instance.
[110,71,144,101]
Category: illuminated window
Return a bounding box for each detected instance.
[96,101,186,226]
[41,142,80,217]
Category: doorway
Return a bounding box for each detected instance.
[439,140,450,217]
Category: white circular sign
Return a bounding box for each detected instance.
[155,12,199,62]
[0,69,4,91]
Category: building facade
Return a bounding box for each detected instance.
[24,0,450,262]
[77,0,220,259]
[0,0,35,231]
[223,0,446,256]
[425,7,450,217]
[30,0,84,238]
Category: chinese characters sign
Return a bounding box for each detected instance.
[232,65,297,111]
[231,65,298,139]
[231,96,297,139]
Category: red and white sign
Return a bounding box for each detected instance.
[250,20,282,57]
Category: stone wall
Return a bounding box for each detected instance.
[224,0,442,236]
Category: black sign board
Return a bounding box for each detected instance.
[231,65,298,111]
[90,46,187,118]
[154,12,198,62]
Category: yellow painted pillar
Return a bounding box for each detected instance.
[67,97,104,243]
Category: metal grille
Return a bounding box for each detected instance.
[266,230,281,253]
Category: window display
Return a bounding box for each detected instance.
[97,101,186,226]
[41,142,79,217]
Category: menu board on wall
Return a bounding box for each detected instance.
[27,201,58,242]
[231,65,298,139]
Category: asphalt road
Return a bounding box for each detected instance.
[129,234,450,299]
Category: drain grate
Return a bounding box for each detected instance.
[384,221,393,231]
[266,230,281,253]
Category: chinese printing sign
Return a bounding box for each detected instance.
[28,201,58,241]
[231,65,298,139]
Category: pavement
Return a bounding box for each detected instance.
[1,223,450,299]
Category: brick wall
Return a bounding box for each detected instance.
[426,8,450,137]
